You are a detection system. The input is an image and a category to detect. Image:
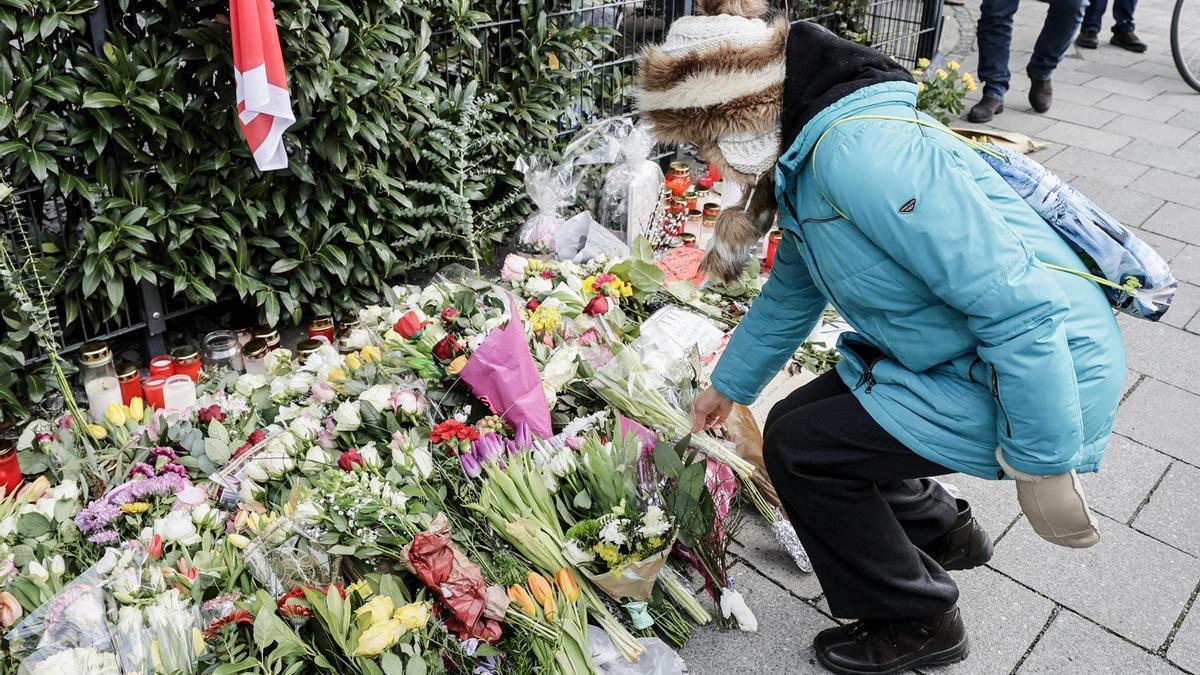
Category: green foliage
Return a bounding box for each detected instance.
[0,0,611,422]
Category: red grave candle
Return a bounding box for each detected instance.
[149,355,175,378]
[0,444,21,498]
[171,345,201,382]
[143,377,167,409]
[116,362,143,405]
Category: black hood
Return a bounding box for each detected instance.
[780,21,915,154]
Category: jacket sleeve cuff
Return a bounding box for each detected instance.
[996,447,1076,481]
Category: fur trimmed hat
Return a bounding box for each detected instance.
[635,1,786,186]
[636,0,786,283]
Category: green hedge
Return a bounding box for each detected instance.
[0,0,608,423]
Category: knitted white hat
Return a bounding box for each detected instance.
[659,14,780,55]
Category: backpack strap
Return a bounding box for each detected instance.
[809,114,1134,294]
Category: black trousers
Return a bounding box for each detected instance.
[762,369,962,619]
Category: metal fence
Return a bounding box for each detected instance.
[5,0,942,365]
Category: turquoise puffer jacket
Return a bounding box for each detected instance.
[711,82,1126,480]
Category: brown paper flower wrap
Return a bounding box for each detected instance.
[581,548,671,602]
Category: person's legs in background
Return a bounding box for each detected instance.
[969,0,1020,122]
[1077,0,1107,47]
[1077,0,1145,50]
[1026,0,1087,112]
[761,370,991,672]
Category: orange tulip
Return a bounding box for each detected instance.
[507,585,537,618]
[555,568,579,603]
[526,573,553,605]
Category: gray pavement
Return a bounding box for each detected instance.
[681,0,1200,670]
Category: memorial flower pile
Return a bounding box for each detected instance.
[0,240,806,673]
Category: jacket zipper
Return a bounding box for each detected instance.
[855,356,883,393]
[991,369,1013,437]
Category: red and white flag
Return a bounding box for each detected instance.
[230,0,295,171]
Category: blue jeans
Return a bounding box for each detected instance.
[977,0,1088,99]
[1082,0,1137,33]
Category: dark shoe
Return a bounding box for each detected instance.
[1111,29,1148,53]
[814,609,970,675]
[1076,29,1099,49]
[1029,79,1053,113]
[966,97,1004,123]
[921,499,994,571]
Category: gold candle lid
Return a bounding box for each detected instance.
[170,345,199,363]
[243,338,269,359]
[296,338,323,358]
[116,362,139,382]
[309,316,334,331]
[79,341,111,365]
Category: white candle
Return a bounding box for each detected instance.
[162,375,197,412]
[85,376,124,421]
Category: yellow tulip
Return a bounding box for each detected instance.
[327,367,347,382]
[345,353,362,371]
[227,534,250,549]
[128,397,144,421]
[526,573,553,605]
[192,627,206,656]
[360,345,382,364]
[352,618,404,656]
[355,595,395,625]
[105,402,128,427]
[393,602,430,631]
[86,424,108,440]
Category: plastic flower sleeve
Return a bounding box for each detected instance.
[597,122,664,244]
[459,295,554,438]
[7,547,137,669]
[515,154,581,251]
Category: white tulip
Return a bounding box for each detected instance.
[25,560,48,584]
[154,511,201,547]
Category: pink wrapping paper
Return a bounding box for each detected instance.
[459,295,553,438]
[619,414,658,452]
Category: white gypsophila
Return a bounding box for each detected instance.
[598,518,627,547]
[30,647,120,675]
[333,400,362,432]
[358,385,393,414]
[639,505,673,538]
[234,373,267,397]
[562,540,596,565]
[264,349,294,376]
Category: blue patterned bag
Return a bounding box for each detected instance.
[978,143,1178,321]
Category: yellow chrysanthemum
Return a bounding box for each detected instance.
[529,305,563,334]
[121,502,150,514]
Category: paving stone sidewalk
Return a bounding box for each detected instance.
[680,0,1200,670]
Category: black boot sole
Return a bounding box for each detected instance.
[816,635,972,675]
[1111,38,1147,53]
[941,533,994,572]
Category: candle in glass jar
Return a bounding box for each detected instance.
[116,362,143,405]
[171,345,201,382]
[149,354,175,378]
[143,377,167,409]
[0,444,21,498]
[296,338,323,362]
[337,316,361,338]
[243,339,269,375]
[307,316,336,345]
[203,330,244,373]
[232,326,253,347]
[252,326,281,352]
[162,375,197,411]
[665,161,693,197]
[80,341,122,421]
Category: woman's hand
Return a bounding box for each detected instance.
[691,386,734,432]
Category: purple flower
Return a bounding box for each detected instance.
[130,463,155,479]
[150,446,179,461]
[75,473,193,534]
[159,463,189,478]
[459,452,482,478]
[473,434,505,464]
[514,422,531,451]
[565,436,585,451]
[88,530,120,544]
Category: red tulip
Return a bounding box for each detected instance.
[393,310,430,339]
[584,295,610,316]
[147,534,163,561]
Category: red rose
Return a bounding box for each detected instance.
[526,298,540,311]
[584,295,610,316]
[540,269,553,279]
[197,405,225,424]
[433,335,461,362]
[337,449,363,471]
[246,429,266,445]
[393,310,431,339]
[441,307,460,321]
